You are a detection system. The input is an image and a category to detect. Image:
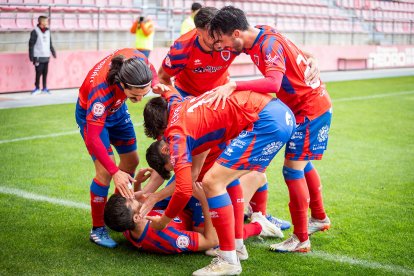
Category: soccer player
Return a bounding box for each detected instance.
[159,6,293,229]
[104,182,278,254]
[208,6,333,253]
[75,48,169,248]
[143,88,294,274]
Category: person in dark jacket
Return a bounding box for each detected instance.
[29,16,56,95]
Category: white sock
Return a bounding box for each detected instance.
[220,250,238,264]
[235,239,244,251]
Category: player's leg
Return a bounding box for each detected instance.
[32,63,42,95]
[42,62,49,93]
[87,128,118,248]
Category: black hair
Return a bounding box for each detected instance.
[38,15,48,24]
[104,194,135,232]
[146,140,171,180]
[139,16,145,22]
[106,55,152,89]
[143,97,168,139]
[194,6,218,29]
[209,6,249,38]
[191,2,202,12]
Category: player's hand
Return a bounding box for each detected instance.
[305,57,320,85]
[192,182,206,202]
[113,170,136,199]
[139,193,158,218]
[135,167,153,185]
[146,215,170,230]
[207,81,236,110]
[152,83,170,95]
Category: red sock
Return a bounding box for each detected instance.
[227,180,244,240]
[250,183,268,215]
[304,162,326,220]
[243,222,262,240]
[283,166,309,242]
[90,178,109,228]
[208,194,235,251]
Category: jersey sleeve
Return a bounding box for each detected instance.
[261,37,286,75]
[85,85,111,126]
[161,40,191,77]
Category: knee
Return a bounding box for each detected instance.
[95,169,112,186]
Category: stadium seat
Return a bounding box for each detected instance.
[16,13,34,30]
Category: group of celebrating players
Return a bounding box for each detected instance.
[75,5,332,275]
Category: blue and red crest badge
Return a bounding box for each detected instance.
[221,50,231,61]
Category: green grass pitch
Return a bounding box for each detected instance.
[0,76,413,275]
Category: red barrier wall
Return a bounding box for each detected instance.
[0,45,413,93]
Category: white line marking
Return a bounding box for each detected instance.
[1,90,413,145]
[307,251,414,275]
[333,90,414,103]
[0,186,89,210]
[0,122,143,145]
[1,186,413,275]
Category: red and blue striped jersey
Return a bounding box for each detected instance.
[244,26,331,122]
[77,48,153,126]
[123,209,199,254]
[162,29,238,96]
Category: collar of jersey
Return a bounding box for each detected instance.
[195,36,213,54]
[245,27,265,52]
[131,221,150,243]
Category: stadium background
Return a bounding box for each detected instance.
[0,0,413,275]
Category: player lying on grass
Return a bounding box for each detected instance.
[104,181,279,254]
[143,88,294,275]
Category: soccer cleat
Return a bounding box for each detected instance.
[192,256,242,276]
[89,226,117,248]
[31,88,41,95]
[42,88,51,94]
[266,214,291,231]
[269,234,310,253]
[251,211,284,238]
[308,216,331,235]
[205,245,249,261]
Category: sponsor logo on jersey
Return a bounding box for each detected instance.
[265,53,279,66]
[317,125,329,142]
[288,141,296,150]
[173,217,182,223]
[176,235,190,249]
[239,130,249,138]
[221,50,231,61]
[194,59,202,65]
[92,102,105,117]
[193,65,223,74]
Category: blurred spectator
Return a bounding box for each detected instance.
[130,16,154,58]
[180,2,202,35]
[29,16,56,95]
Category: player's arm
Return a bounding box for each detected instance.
[302,50,320,84]
[158,66,174,86]
[192,182,219,251]
[146,165,193,230]
[28,30,37,62]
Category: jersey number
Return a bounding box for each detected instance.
[296,54,321,89]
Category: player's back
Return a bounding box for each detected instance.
[165,90,273,157]
[248,26,331,121]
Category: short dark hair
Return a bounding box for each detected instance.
[106,55,152,89]
[209,6,249,38]
[191,2,202,12]
[104,194,135,232]
[146,140,171,180]
[194,6,218,29]
[38,16,48,24]
[143,97,168,139]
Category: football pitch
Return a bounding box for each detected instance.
[0,76,413,275]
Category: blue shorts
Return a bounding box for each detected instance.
[217,99,295,172]
[76,101,137,160]
[285,108,332,160]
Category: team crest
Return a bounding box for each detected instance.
[221,50,231,61]
[92,102,105,117]
[176,235,190,249]
[253,54,260,66]
[165,56,172,68]
[317,125,330,142]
